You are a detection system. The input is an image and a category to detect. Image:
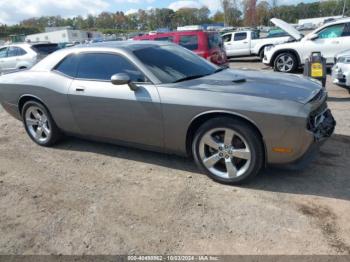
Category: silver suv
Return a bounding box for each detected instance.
[0,43,59,73]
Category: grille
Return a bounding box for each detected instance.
[307,101,328,131]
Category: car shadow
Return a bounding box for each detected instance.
[55,134,350,201]
[328,96,350,102]
[228,57,261,63]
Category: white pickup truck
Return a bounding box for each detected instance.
[222,27,291,59]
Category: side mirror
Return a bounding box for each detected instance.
[111,73,130,85]
[308,33,318,41]
[111,73,138,91]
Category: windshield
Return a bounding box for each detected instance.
[31,44,60,55]
[133,45,218,83]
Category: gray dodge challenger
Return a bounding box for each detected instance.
[0,41,335,184]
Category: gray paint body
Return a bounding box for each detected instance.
[0,41,327,164]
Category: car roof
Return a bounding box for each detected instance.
[31,40,174,72]
[1,42,58,48]
[76,40,171,51]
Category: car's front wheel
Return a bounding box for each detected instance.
[274,52,298,73]
[22,101,62,146]
[192,117,264,184]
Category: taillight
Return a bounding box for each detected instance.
[202,51,210,59]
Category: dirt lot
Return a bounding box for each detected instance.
[0,58,350,255]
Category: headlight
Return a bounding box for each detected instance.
[337,56,350,64]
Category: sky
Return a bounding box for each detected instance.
[0,0,318,25]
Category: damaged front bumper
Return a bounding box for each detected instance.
[308,107,336,142]
[282,103,336,170]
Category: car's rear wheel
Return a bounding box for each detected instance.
[274,52,298,73]
[192,117,264,184]
[22,101,62,146]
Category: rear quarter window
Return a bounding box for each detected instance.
[54,54,79,78]
[179,35,199,50]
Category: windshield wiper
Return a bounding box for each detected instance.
[174,74,209,83]
[214,65,229,73]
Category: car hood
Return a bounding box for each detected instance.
[335,49,350,59]
[173,69,322,104]
[271,18,303,41]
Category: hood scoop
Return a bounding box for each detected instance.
[232,78,246,84]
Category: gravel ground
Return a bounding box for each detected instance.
[0,59,350,255]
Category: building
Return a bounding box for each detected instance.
[25,29,89,44]
[298,16,343,28]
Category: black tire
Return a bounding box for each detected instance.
[21,100,62,147]
[258,48,265,60]
[273,52,298,73]
[192,117,264,185]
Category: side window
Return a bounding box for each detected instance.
[234,32,247,41]
[77,53,147,82]
[0,47,8,58]
[179,35,199,50]
[342,23,350,37]
[7,47,27,57]
[155,36,174,42]
[317,24,345,39]
[251,31,260,39]
[54,54,79,78]
[222,34,232,43]
[17,47,27,56]
[7,47,18,57]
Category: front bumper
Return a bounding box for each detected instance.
[308,108,336,141]
[277,106,336,170]
[332,64,350,88]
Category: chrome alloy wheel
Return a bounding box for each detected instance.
[199,128,251,179]
[276,55,294,72]
[25,106,51,143]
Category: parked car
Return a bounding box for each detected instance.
[0,41,335,184]
[222,19,292,59]
[0,43,59,73]
[264,18,350,73]
[267,28,289,38]
[133,30,227,66]
[332,49,350,92]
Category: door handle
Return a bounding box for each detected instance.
[75,86,85,92]
[332,41,340,44]
[243,41,248,44]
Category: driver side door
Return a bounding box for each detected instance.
[67,52,164,148]
[302,23,348,63]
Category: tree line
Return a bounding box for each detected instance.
[0,0,349,39]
